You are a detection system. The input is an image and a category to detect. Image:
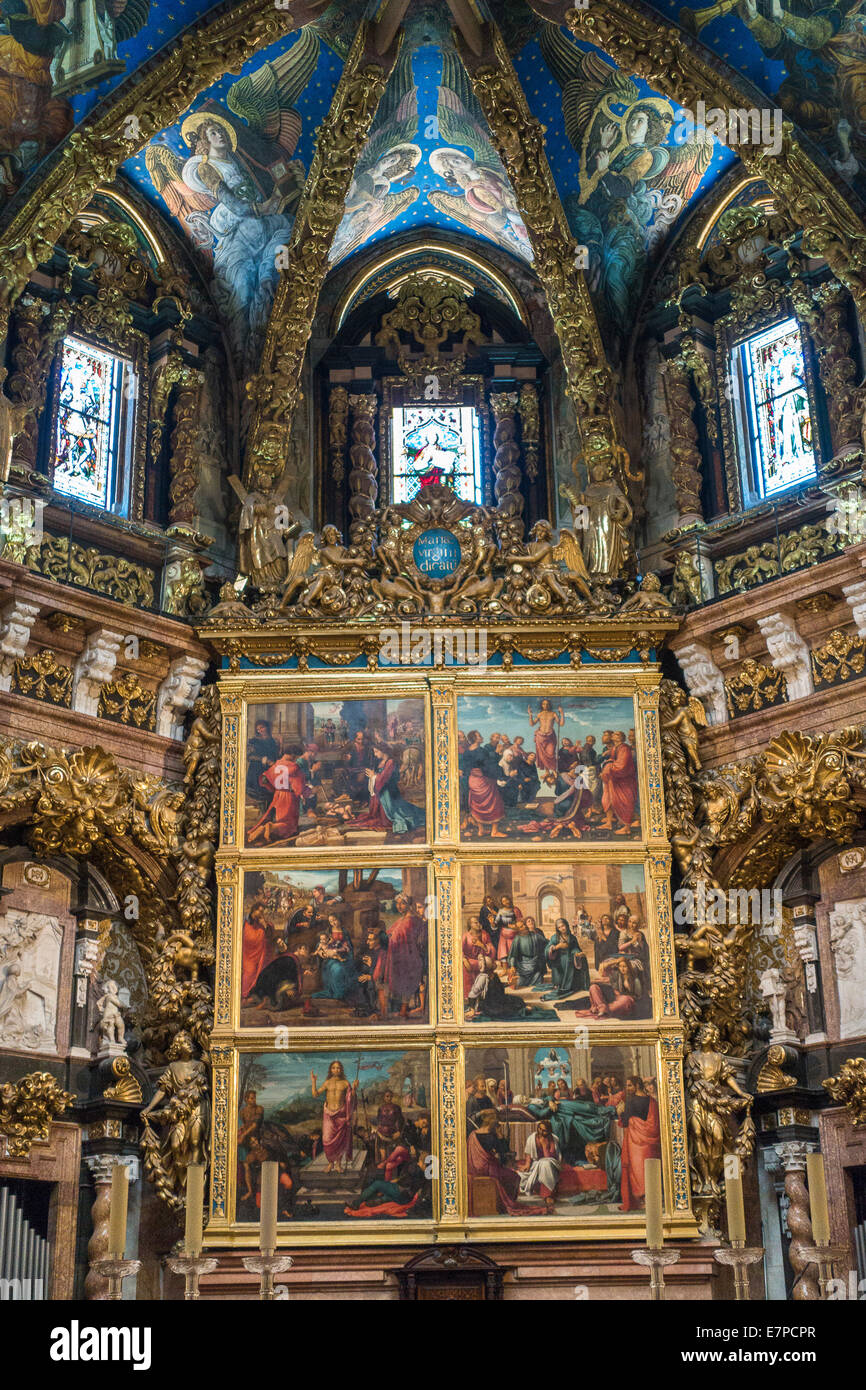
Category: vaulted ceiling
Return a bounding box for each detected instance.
[3,0,863,365]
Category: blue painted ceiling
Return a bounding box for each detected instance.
[5,0,860,359]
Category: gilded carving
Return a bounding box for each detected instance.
[824,1057,866,1126]
[97,672,157,731]
[810,628,866,687]
[725,659,787,717]
[0,1072,73,1159]
[14,534,155,609]
[12,649,73,707]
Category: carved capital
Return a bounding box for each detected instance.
[156,655,208,740]
[757,611,814,701]
[73,629,125,716]
[673,640,727,725]
[0,598,41,691]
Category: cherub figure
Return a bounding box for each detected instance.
[522,520,593,603]
[621,572,673,614]
[662,684,707,774]
[96,979,126,1048]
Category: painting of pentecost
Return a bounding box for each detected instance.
[461,862,650,1025]
[236,1050,433,1224]
[244,698,426,848]
[464,1044,660,1221]
[241,867,430,1028]
[457,695,641,842]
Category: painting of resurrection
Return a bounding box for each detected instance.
[460,862,650,1024]
[457,695,641,842]
[236,1051,433,1223]
[464,1043,660,1220]
[240,867,430,1028]
[244,698,426,848]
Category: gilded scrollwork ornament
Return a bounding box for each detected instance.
[824,1057,866,1127]
[0,1072,74,1159]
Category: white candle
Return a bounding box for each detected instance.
[108,1164,128,1259]
[644,1158,663,1248]
[260,1161,279,1255]
[185,1164,204,1258]
[806,1153,830,1246]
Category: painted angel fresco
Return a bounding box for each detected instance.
[428,49,533,262]
[330,47,421,265]
[143,26,319,373]
[0,0,150,201]
[538,23,712,337]
[683,0,866,188]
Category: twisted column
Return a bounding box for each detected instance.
[329,384,349,484]
[347,393,378,541]
[518,382,540,480]
[168,370,204,526]
[84,1155,113,1300]
[490,391,523,531]
[661,356,703,525]
[793,280,861,457]
[5,295,71,476]
[775,1141,820,1301]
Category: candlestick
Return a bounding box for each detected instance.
[242,1252,294,1301]
[806,1153,830,1246]
[713,1242,765,1300]
[167,1254,219,1300]
[94,1256,141,1301]
[108,1164,128,1259]
[724,1154,746,1244]
[800,1243,850,1299]
[185,1163,204,1258]
[259,1161,279,1255]
[644,1158,663,1248]
[630,1247,680,1301]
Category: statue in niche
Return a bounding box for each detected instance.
[95,978,126,1049]
[141,1029,210,1211]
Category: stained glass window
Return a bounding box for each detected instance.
[53,335,127,510]
[390,405,483,504]
[736,317,817,498]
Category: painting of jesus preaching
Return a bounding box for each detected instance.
[244,697,426,848]
[460,862,650,1024]
[240,867,430,1028]
[236,1050,432,1223]
[463,1044,661,1220]
[456,695,641,842]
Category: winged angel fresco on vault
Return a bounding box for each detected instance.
[429,49,532,262]
[144,26,320,373]
[538,22,712,339]
[330,48,422,264]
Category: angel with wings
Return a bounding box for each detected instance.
[144,26,320,369]
[428,48,532,261]
[330,48,421,265]
[538,22,713,331]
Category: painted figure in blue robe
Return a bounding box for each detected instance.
[312,922,358,1001]
[540,919,591,1000]
[507,919,546,988]
[352,746,425,838]
[527,1093,615,1162]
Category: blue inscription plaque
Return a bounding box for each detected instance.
[412,528,461,579]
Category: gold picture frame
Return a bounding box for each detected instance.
[208,663,696,1246]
